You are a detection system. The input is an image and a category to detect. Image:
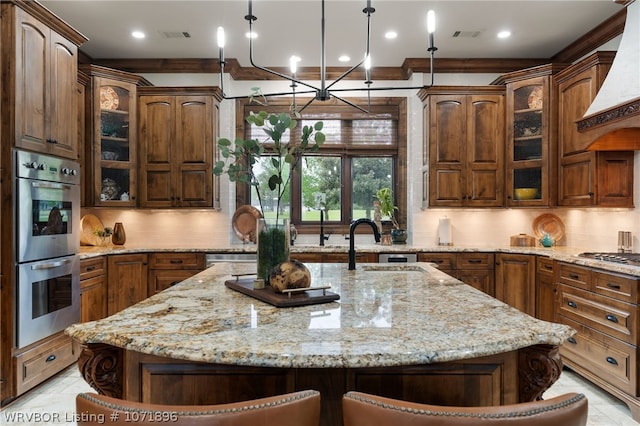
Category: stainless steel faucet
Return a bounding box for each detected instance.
[348,218,381,270]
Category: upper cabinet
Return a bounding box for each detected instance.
[555,52,634,207]
[81,65,151,207]
[495,64,566,207]
[2,3,87,159]
[137,87,221,208]
[419,86,505,208]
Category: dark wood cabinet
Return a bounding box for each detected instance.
[535,257,557,322]
[495,253,536,315]
[107,253,148,316]
[291,252,377,264]
[555,52,633,207]
[138,88,221,208]
[419,87,505,208]
[2,4,86,159]
[80,257,107,323]
[148,252,205,294]
[418,252,495,296]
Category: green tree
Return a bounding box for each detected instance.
[352,157,392,218]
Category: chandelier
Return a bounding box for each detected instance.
[216,0,437,113]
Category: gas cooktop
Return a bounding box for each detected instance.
[579,252,640,265]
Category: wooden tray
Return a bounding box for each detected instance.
[225,278,339,308]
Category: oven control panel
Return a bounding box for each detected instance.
[15,150,80,185]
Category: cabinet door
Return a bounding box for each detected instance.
[466,95,504,207]
[138,96,174,207]
[107,254,148,315]
[149,270,199,295]
[596,151,634,207]
[495,253,536,315]
[80,276,107,323]
[428,95,466,207]
[456,269,495,297]
[175,96,213,207]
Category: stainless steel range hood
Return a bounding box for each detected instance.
[578,0,640,150]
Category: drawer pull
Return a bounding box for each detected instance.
[569,273,580,280]
[170,260,184,264]
[567,301,577,308]
[86,266,96,271]
[606,283,621,290]
[543,265,553,271]
[467,259,482,264]
[45,354,56,363]
[430,259,444,264]
[605,314,619,323]
[567,337,577,344]
[606,356,619,366]
[170,281,180,286]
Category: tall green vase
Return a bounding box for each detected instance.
[256,218,290,282]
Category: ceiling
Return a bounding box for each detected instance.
[40,0,624,69]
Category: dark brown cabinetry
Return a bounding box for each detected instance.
[1,3,86,159]
[419,87,505,208]
[418,252,495,296]
[138,88,221,208]
[555,52,633,207]
[148,252,205,295]
[495,253,536,315]
[107,253,148,316]
[535,257,557,322]
[80,257,107,323]
[557,262,640,416]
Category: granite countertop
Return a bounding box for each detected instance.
[66,262,574,369]
[79,244,640,277]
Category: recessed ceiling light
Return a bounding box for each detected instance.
[385,31,397,39]
[497,30,511,39]
[246,31,257,39]
[338,55,351,62]
[131,31,145,39]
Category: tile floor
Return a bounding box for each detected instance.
[0,364,638,425]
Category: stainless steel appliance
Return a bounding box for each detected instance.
[379,253,417,263]
[14,150,81,348]
[578,252,640,265]
[205,253,257,268]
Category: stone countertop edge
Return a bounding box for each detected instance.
[66,262,575,369]
[78,244,640,277]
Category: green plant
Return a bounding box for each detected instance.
[214,111,325,224]
[375,188,399,229]
[93,226,113,238]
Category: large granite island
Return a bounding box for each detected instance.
[66,262,574,426]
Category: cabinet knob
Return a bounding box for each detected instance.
[567,337,577,344]
[567,301,577,308]
[605,314,619,323]
[606,356,619,366]
[45,354,57,363]
[606,283,621,290]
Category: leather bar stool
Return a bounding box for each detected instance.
[343,392,587,426]
[76,390,320,426]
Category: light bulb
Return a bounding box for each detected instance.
[427,10,436,34]
[289,56,300,74]
[217,27,225,48]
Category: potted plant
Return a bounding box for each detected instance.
[375,188,407,244]
[214,111,325,280]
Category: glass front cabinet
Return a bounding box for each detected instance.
[500,65,565,207]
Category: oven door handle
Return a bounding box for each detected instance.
[31,181,72,191]
[31,258,72,270]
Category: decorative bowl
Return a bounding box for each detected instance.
[514,188,538,200]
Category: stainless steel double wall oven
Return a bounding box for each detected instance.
[14,150,81,348]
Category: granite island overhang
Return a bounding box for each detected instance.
[66,262,575,426]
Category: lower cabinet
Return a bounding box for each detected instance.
[418,252,495,296]
[148,252,205,294]
[535,257,557,322]
[495,253,536,316]
[80,257,107,322]
[107,254,148,316]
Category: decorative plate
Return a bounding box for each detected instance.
[100,86,119,110]
[527,86,543,109]
[532,213,565,242]
[232,205,263,243]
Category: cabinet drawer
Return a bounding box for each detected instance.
[558,263,591,291]
[15,333,77,395]
[418,253,456,269]
[560,316,637,395]
[149,253,205,270]
[457,253,494,269]
[559,284,637,345]
[80,257,106,281]
[537,257,554,275]
[149,270,200,294]
[593,271,638,304]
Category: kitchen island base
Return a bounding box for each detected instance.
[78,343,562,426]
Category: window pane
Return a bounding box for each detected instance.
[352,120,395,145]
[251,156,291,219]
[301,157,342,222]
[302,120,341,144]
[352,157,393,220]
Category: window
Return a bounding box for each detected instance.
[234,97,407,234]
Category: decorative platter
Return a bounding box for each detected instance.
[80,214,105,246]
[532,213,565,242]
[231,205,263,243]
[527,86,543,109]
[100,86,119,110]
[225,278,339,308]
